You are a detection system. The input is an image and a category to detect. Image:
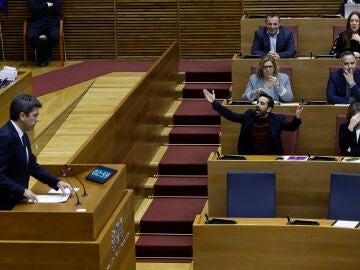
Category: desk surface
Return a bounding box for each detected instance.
[193,214,360,270]
[207,153,360,218]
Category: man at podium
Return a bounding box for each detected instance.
[0,93,72,210]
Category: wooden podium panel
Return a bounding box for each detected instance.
[0,164,127,241]
[241,16,345,57]
[207,154,360,218]
[220,104,347,155]
[232,57,339,101]
[0,70,32,127]
[193,215,360,270]
[0,189,135,270]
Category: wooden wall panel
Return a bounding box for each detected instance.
[0,1,344,60]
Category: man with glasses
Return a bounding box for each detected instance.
[203,89,302,155]
[251,12,296,58]
[326,51,360,104]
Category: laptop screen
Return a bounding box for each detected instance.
[345,3,360,18]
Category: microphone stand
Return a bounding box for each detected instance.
[60,169,81,206]
[64,164,88,197]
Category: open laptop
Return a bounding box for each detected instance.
[345,3,360,18]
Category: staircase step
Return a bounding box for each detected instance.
[158,145,219,175]
[136,235,193,258]
[154,176,208,196]
[173,100,221,125]
[185,71,231,83]
[169,126,220,144]
[182,83,231,99]
[140,197,207,234]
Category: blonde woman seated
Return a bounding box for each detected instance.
[242,55,294,103]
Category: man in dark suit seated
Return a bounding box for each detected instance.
[26,0,62,67]
[0,93,72,210]
[326,51,360,104]
[203,89,303,155]
[251,12,296,58]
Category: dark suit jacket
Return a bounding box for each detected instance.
[326,68,360,104]
[212,102,301,154]
[251,26,296,58]
[0,121,59,210]
[330,31,360,58]
[337,0,360,17]
[28,0,62,27]
[339,122,360,156]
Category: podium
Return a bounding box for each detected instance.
[0,164,135,270]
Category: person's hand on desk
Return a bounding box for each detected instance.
[295,105,303,119]
[23,188,39,203]
[203,89,216,103]
[57,180,73,195]
[268,51,279,58]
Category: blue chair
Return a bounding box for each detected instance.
[328,173,360,220]
[227,171,276,217]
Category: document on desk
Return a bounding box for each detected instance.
[28,193,70,203]
[332,220,360,228]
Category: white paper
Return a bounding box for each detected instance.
[332,220,359,228]
[28,193,70,203]
[48,187,79,194]
[282,155,308,161]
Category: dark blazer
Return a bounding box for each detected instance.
[0,121,59,210]
[326,68,360,104]
[339,122,360,156]
[212,102,301,154]
[337,0,360,17]
[251,26,296,58]
[330,31,360,58]
[28,0,62,27]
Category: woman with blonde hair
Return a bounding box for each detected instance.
[242,55,293,103]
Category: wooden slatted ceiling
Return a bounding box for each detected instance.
[0,1,344,60]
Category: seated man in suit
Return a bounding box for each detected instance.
[0,93,72,210]
[251,12,296,58]
[26,0,62,67]
[203,89,303,155]
[326,51,360,104]
[337,0,360,18]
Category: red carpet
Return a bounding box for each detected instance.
[182,83,231,99]
[154,176,208,196]
[173,100,221,125]
[169,126,220,144]
[140,198,207,234]
[33,60,155,96]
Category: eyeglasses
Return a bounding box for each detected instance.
[350,19,360,23]
[263,65,274,69]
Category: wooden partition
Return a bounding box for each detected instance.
[241,16,345,57]
[232,56,340,101]
[0,164,135,270]
[68,42,179,210]
[220,104,347,156]
[0,70,32,127]
[193,215,360,270]
[207,154,360,218]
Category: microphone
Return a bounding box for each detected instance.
[60,169,81,206]
[64,164,88,197]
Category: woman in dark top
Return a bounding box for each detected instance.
[330,11,360,58]
[339,101,360,156]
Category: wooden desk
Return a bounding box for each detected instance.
[193,215,360,270]
[0,164,135,270]
[232,57,339,101]
[0,70,32,127]
[241,16,345,57]
[220,104,347,155]
[207,154,360,218]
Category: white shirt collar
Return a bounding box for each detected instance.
[10,120,24,140]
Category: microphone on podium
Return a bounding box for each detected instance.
[64,164,88,197]
[60,169,81,206]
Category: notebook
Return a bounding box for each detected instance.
[345,3,360,18]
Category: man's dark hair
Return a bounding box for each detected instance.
[10,93,42,120]
[340,50,355,59]
[265,12,280,22]
[259,93,275,108]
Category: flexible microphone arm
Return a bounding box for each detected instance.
[64,164,88,197]
[60,169,81,206]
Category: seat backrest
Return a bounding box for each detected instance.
[333,25,346,42]
[250,65,292,84]
[259,24,298,54]
[328,173,360,220]
[280,113,300,155]
[227,171,276,217]
[335,114,347,155]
